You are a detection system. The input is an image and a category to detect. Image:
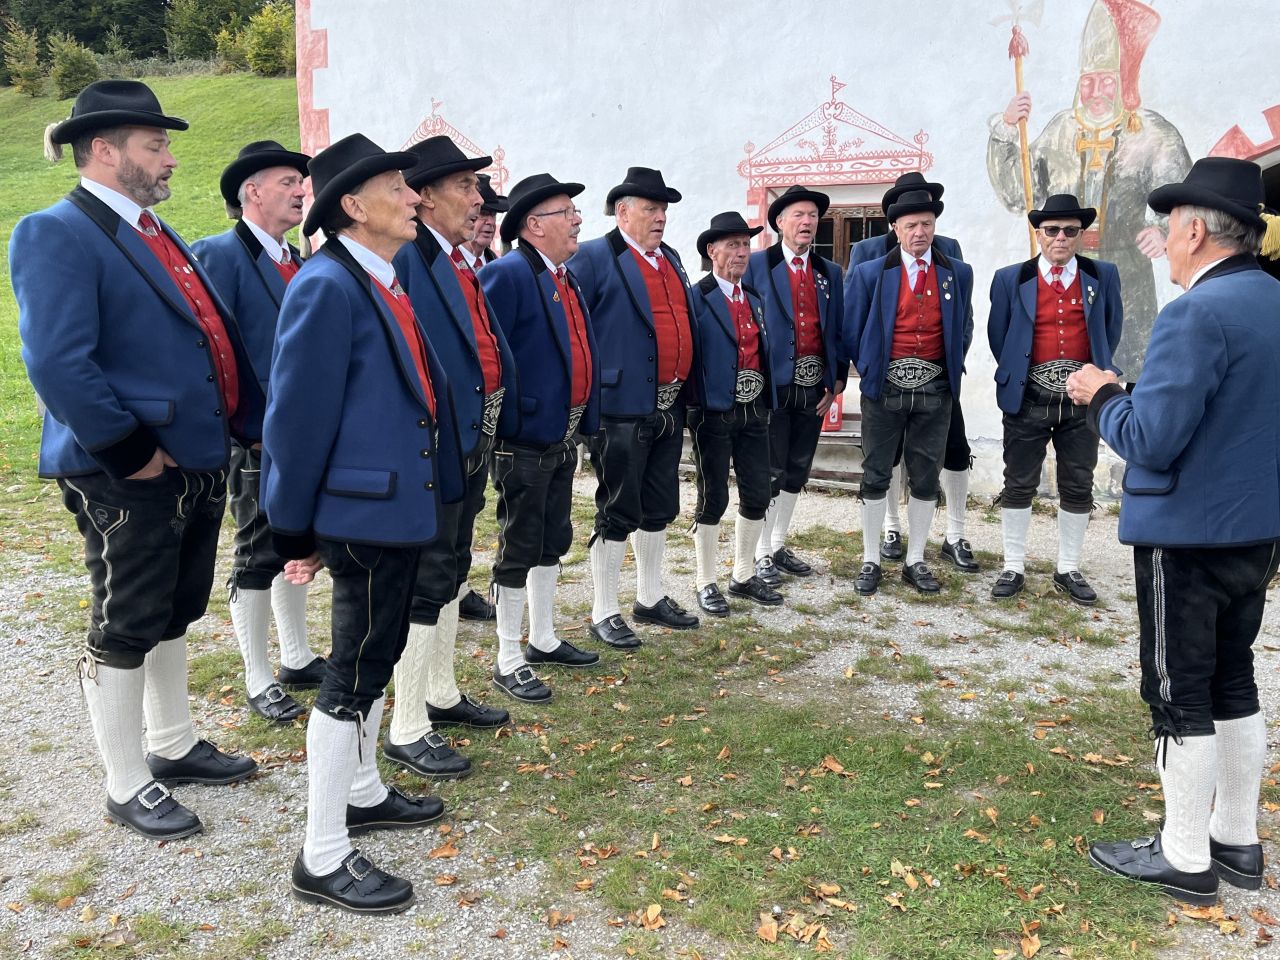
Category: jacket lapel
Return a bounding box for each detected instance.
[1076,256,1098,324]
[520,244,573,378]
[234,219,287,308]
[1018,265,1039,330]
[414,225,479,355]
[769,255,795,327]
[607,229,655,330]
[879,247,903,343]
[698,274,737,344]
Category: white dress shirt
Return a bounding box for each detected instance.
[1038,255,1078,287]
[336,234,396,289]
[80,177,152,232]
[902,246,933,289]
[243,215,291,265]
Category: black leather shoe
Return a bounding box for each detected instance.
[940,538,980,572]
[1089,833,1218,906]
[426,693,510,729]
[588,614,642,649]
[492,664,553,702]
[633,596,699,630]
[277,656,326,691]
[383,733,472,780]
[728,575,783,606]
[1053,570,1098,606]
[458,589,496,621]
[248,682,304,724]
[755,556,783,587]
[772,547,813,577]
[902,562,941,594]
[1210,837,1264,890]
[697,584,730,617]
[147,739,257,786]
[290,849,415,914]
[854,562,882,596]
[879,530,904,561]
[991,570,1026,599]
[525,639,601,668]
[106,781,203,841]
[348,784,445,834]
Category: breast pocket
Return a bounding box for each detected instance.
[323,466,397,500]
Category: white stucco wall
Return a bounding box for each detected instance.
[306,0,1280,495]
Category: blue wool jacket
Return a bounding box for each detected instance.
[569,228,698,417]
[478,242,601,446]
[11,186,262,478]
[1090,255,1280,547]
[393,223,519,455]
[261,239,464,556]
[689,273,776,412]
[988,255,1124,414]
[744,243,846,393]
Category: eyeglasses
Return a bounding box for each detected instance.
[1040,225,1082,238]
[532,206,580,221]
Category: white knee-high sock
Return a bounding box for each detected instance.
[348,695,388,809]
[590,538,625,622]
[770,491,800,552]
[81,658,152,803]
[631,529,667,607]
[271,574,314,670]
[861,497,887,564]
[1158,734,1217,873]
[756,499,778,561]
[425,596,462,709]
[1057,509,1090,574]
[527,564,562,654]
[496,584,527,675]
[229,586,274,698]
[303,709,359,875]
[1001,507,1033,575]
[905,497,936,566]
[693,522,720,590]
[388,623,433,746]
[940,468,969,545]
[1210,712,1267,846]
[733,515,764,583]
[884,462,904,533]
[142,638,197,760]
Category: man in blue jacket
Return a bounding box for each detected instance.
[193,140,326,724]
[1071,159,1280,907]
[688,212,783,616]
[571,167,700,648]
[481,174,604,695]
[988,194,1123,605]
[846,173,976,571]
[263,134,465,914]
[744,186,845,585]
[845,190,973,596]
[11,80,260,842]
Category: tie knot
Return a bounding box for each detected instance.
[556,265,567,281]
[450,248,465,265]
[732,284,742,302]
[138,212,159,236]
[1050,265,1063,276]
[915,259,927,270]
[390,279,405,297]
[791,256,804,270]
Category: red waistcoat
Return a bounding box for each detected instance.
[450,263,502,394]
[1031,272,1090,365]
[632,248,692,383]
[372,280,436,417]
[787,260,823,357]
[553,269,593,407]
[728,288,761,372]
[890,263,945,362]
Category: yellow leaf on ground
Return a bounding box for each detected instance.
[434,875,457,886]
[757,915,778,943]
[1020,933,1041,958]
[716,745,731,761]
[428,838,461,859]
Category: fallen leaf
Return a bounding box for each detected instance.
[428,838,461,859]
[1092,809,1105,825]
[1020,932,1041,958]
[434,874,457,886]
[661,887,687,902]
[574,878,594,891]
[490,928,507,939]
[716,745,731,761]
[757,915,779,943]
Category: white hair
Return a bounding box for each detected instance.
[1179,205,1263,255]
[236,170,268,208]
[612,195,639,217]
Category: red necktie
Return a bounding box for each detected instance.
[644,250,663,272]
[913,259,927,296]
[390,278,408,301]
[557,265,568,282]
[1049,265,1065,294]
[732,284,742,303]
[138,211,160,237]
[450,247,478,288]
[791,256,806,277]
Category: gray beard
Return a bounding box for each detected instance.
[117,157,171,208]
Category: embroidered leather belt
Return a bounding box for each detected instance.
[735,369,765,404]
[564,403,586,442]
[1028,360,1083,394]
[656,381,683,411]
[793,355,824,387]
[481,388,505,436]
[886,357,944,390]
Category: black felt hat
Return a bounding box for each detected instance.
[404,135,491,192]
[767,185,831,231]
[1148,157,1266,232]
[881,172,944,215]
[604,167,682,212]
[884,189,943,223]
[1028,193,1097,230]
[220,140,311,207]
[477,174,509,213]
[50,79,188,144]
[696,211,764,259]
[302,133,416,236]
[500,173,586,243]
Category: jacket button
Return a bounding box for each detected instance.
[424,481,434,490]
[789,340,795,346]
[196,339,206,348]
[420,449,431,458]
[647,356,654,362]
[647,377,654,383]
[214,409,222,416]
[474,385,483,394]
[648,332,654,339]
[471,423,479,430]
[1019,380,1025,386]
[1024,352,1030,358]
[418,419,428,427]
[207,374,215,382]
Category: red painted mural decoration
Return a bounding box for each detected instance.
[294,0,329,158]
[1209,105,1280,162]
[739,76,933,238]
[401,101,510,195]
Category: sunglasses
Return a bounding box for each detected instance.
[1040,226,1082,238]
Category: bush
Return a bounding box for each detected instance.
[213,17,248,74]
[165,0,261,61]
[2,17,43,95]
[98,23,133,77]
[243,0,293,76]
[47,31,99,98]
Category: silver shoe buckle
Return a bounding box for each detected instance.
[137,782,171,810]
[512,665,538,686]
[345,852,372,881]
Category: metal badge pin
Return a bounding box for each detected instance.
[552,291,561,302]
